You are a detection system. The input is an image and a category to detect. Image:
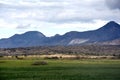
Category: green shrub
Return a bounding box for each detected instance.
[32,61,48,65]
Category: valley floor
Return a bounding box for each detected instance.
[0,59,120,80]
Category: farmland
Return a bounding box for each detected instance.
[0,59,120,80]
[0,45,120,80]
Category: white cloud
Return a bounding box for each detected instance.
[0,18,18,28]
[0,0,119,39]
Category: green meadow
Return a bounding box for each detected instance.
[0,59,120,80]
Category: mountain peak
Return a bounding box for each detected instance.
[22,31,46,37]
[107,21,119,25]
[10,31,46,40]
[109,21,117,24]
[105,21,120,28]
[98,21,120,31]
[24,31,44,35]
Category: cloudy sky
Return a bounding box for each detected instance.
[0,0,120,39]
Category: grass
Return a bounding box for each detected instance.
[0,59,120,80]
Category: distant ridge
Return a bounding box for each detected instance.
[0,21,120,48]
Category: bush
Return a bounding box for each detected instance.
[44,56,59,59]
[0,61,5,63]
[15,56,24,60]
[32,61,48,65]
[0,55,4,58]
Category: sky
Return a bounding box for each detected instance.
[0,0,120,39]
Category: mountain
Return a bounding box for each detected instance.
[92,21,120,42]
[48,21,120,45]
[0,21,120,48]
[0,31,46,48]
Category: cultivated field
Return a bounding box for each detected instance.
[0,59,120,80]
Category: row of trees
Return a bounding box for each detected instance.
[0,45,120,56]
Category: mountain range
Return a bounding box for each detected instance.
[0,21,120,48]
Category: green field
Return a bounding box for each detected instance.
[0,59,120,80]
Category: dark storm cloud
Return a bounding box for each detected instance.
[106,0,120,10]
